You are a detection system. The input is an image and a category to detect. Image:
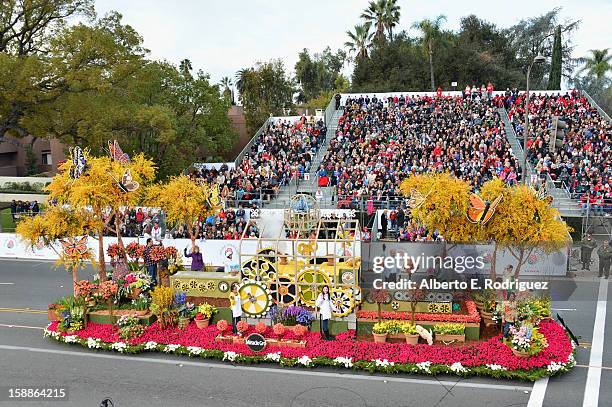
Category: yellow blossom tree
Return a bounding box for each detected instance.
[400,173,571,277]
[39,150,156,280]
[16,205,99,293]
[146,175,219,247]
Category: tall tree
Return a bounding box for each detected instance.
[235,68,252,96]
[237,60,294,134]
[220,76,234,104]
[579,49,612,80]
[383,0,401,41]
[294,47,345,103]
[412,15,447,91]
[506,8,580,87]
[360,0,387,42]
[345,23,374,60]
[547,25,562,89]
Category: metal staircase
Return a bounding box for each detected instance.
[265,109,343,209]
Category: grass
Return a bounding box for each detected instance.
[0,208,16,232]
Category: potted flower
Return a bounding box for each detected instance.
[193,303,217,328]
[402,322,419,345]
[123,272,152,299]
[174,292,194,330]
[292,324,308,347]
[236,320,250,336]
[433,323,466,344]
[255,321,268,335]
[117,314,144,340]
[131,296,150,316]
[47,303,63,321]
[505,324,548,357]
[272,322,286,339]
[215,319,231,342]
[372,321,388,343]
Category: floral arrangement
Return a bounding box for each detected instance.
[269,305,313,326]
[44,318,576,381]
[106,243,125,259]
[55,296,86,333]
[74,280,96,299]
[517,297,551,322]
[507,324,548,355]
[272,323,285,338]
[371,320,416,335]
[95,281,118,302]
[357,301,480,323]
[125,242,145,260]
[117,314,144,340]
[292,324,308,338]
[216,319,230,333]
[194,303,217,320]
[433,323,465,335]
[165,246,178,258]
[167,251,184,275]
[255,321,268,335]
[173,292,194,319]
[131,296,150,311]
[236,320,250,335]
[123,272,152,292]
[150,286,173,311]
[149,245,167,262]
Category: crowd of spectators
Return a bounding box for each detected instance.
[378,207,444,242]
[9,200,40,220]
[507,90,611,216]
[190,116,327,208]
[317,93,520,209]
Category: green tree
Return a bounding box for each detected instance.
[220,76,234,104]
[579,49,612,80]
[547,26,562,90]
[294,47,346,103]
[412,15,447,91]
[237,60,294,134]
[383,0,401,40]
[345,23,374,60]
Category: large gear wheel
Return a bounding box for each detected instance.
[297,267,331,306]
[349,286,362,304]
[330,288,354,317]
[238,280,273,318]
[269,276,298,306]
[241,258,277,283]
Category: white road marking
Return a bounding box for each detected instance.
[0,283,14,285]
[0,324,44,330]
[0,344,532,392]
[583,279,608,407]
[527,377,548,407]
[551,308,576,311]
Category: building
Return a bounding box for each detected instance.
[0,135,65,176]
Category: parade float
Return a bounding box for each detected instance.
[17,151,576,381]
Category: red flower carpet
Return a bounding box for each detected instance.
[45,319,575,381]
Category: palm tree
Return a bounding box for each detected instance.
[361,0,387,41]
[220,76,234,104]
[345,23,374,60]
[579,49,612,80]
[235,68,251,96]
[383,0,401,41]
[412,15,447,91]
[179,58,193,79]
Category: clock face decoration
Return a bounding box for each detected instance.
[218,281,230,293]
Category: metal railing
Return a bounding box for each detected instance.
[233,118,271,166]
[581,89,611,122]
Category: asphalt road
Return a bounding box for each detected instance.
[0,259,609,407]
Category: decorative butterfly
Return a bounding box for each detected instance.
[69,146,88,179]
[108,140,130,165]
[60,236,88,256]
[467,194,503,225]
[117,169,139,193]
[407,188,431,209]
[533,187,554,205]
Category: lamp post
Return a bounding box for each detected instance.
[522,54,546,185]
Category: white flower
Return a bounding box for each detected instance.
[87,338,101,349]
[111,342,127,353]
[449,362,467,373]
[297,355,312,366]
[416,361,432,373]
[265,352,281,362]
[223,351,238,361]
[187,346,203,355]
[547,361,564,373]
[144,341,158,350]
[164,344,181,353]
[374,359,394,368]
[334,356,353,368]
[64,335,79,344]
[486,364,507,371]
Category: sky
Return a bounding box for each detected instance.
[94,0,611,86]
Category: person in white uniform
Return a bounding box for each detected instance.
[229,283,242,334]
[315,285,333,340]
